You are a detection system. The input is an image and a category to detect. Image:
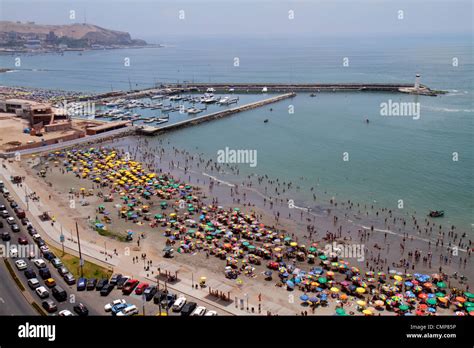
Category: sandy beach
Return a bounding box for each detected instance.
[4,134,471,317]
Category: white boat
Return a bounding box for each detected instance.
[187,108,202,115]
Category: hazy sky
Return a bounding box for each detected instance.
[0,0,472,41]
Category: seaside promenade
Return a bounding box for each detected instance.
[0,160,297,315]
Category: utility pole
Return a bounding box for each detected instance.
[75,221,84,277]
[24,184,29,211]
[60,225,65,256]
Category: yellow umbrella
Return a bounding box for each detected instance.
[290,242,298,247]
[362,309,373,316]
[356,287,366,294]
[356,300,367,307]
[330,287,340,293]
[394,275,403,281]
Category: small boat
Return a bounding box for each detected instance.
[310,93,317,97]
[264,119,269,123]
[144,118,156,123]
[429,210,444,218]
[187,108,202,115]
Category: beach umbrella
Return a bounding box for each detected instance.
[300,294,309,302]
[335,308,346,316]
[426,298,437,306]
[356,300,367,307]
[309,297,319,304]
[362,309,373,316]
[436,281,447,289]
[399,304,410,311]
[318,277,327,284]
[356,287,366,294]
[330,287,340,293]
[374,300,385,308]
[464,292,474,299]
[394,275,403,281]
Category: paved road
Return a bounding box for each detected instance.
[0,259,36,315]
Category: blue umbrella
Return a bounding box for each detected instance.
[300,294,309,301]
[286,280,295,288]
[309,297,320,303]
[404,281,413,287]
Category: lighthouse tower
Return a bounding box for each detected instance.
[414,74,421,90]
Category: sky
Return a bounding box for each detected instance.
[0,0,472,42]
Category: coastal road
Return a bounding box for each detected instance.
[0,259,36,315]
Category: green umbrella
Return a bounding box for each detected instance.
[426,298,437,306]
[464,302,474,307]
[154,214,163,219]
[284,237,292,242]
[436,282,447,289]
[335,308,346,315]
[206,236,213,240]
[309,247,317,252]
[242,241,250,247]
[399,304,410,311]
[318,277,327,284]
[464,292,474,299]
[466,306,474,312]
[233,207,240,211]
[319,255,327,260]
[435,292,445,298]
[161,202,167,206]
[248,245,256,250]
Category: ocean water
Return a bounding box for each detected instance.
[1,35,472,231]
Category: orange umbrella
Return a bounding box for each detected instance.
[456,296,466,303]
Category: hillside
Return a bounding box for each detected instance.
[0,21,147,46]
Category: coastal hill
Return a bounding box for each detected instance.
[0,21,147,48]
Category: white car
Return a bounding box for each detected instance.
[116,305,138,316]
[104,299,126,312]
[35,286,49,299]
[6,217,15,225]
[58,310,74,316]
[32,234,41,241]
[15,259,27,270]
[40,245,50,253]
[9,245,18,258]
[172,296,186,312]
[27,278,40,289]
[205,310,218,316]
[191,306,207,316]
[33,258,46,268]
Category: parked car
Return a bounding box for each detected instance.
[0,210,9,218]
[63,273,76,285]
[77,278,87,291]
[153,290,167,304]
[116,276,129,289]
[86,278,97,290]
[57,266,69,276]
[172,296,187,312]
[20,218,29,226]
[191,306,207,316]
[134,282,149,295]
[10,224,20,233]
[181,302,197,316]
[33,258,47,269]
[18,237,28,245]
[205,310,218,316]
[9,245,18,258]
[73,303,89,316]
[96,278,108,290]
[161,293,177,310]
[109,273,122,285]
[39,268,51,280]
[44,278,56,288]
[51,258,63,268]
[116,305,138,316]
[24,269,36,279]
[27,278,40,289]
[42,251,55,261]
[6,216,15,225]
[42,299,57,313]
[104,299,126,312]
[143,286,157,301]
[58,310,74,316]
[35,286,49,299]
[1,231,10,241]
[111,303,128,316]
[122,279,139,295]
[100,283,115,297]
[15,259,27,270]
[52,286,67,302]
